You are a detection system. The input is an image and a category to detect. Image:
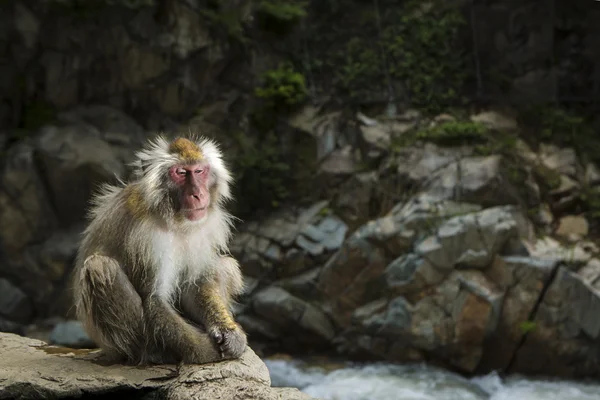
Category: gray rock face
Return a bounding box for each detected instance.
[0,333,315,400]
[0,279,33,324]
[34,124,125,226]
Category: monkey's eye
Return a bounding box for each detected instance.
[175,168,187,176]
[194,169,204,174]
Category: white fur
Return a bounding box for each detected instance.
[149,208,231,302]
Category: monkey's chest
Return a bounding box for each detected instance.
[151,231,210,299]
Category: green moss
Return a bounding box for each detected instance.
[519,321,537,334]
[256,0,307,34]
[255,63,308,111]
[416,120,487,146]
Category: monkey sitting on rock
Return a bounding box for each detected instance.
[72,135,247,365]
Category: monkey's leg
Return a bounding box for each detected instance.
[143,294,225,364]
[181,256,247,359]
[76,254,145,363]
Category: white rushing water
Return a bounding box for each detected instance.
[265,358,600,400]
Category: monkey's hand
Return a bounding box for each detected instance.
[208,324,247,359]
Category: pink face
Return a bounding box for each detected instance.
[168,163,211,221]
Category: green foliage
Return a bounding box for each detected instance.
[256,0,307,34]
[519,105,600,163]
[255,63,308,111]
[326,0,468,113]
[231,133,291,216]
[417,120,487,146]
[579,187,600,219]
[200,9,246,43]
[519,321,537,334]
[383,2,468,114]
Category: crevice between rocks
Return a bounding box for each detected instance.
[504,261,562,374]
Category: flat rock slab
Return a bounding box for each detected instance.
[0,333,314,400]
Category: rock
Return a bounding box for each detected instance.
[0,332,315,400]
[49,320,95,349]
[0,142,57,254]
[0,317,25,336]
[523,236,593,266]
[317,233,388,326]
[34,124,125,227]
[288,107,343,162]
[555,215,589,241]
[470,110,518,131]
[539,144,579,178]
[477,256,558,372]
[415,206,520,270]
[319,146,357,175]
[585,162,600,186]
[509,267,600,378]
[252,287,335,342]
[390,145,522,207]
[232,203,348,279]
[333,171,378,223]
[0,279,33,324]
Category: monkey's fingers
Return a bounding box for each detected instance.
[208,329,224,345]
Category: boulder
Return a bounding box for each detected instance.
[0,332,314,400]
[231,202,348,279]
[388,144,523,206]
[0,142,58,254]
[34,124,125,227]
[509,266,600,378]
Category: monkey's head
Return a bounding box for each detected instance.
[132,135,233,224]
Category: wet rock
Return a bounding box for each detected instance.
[49,320,95,349]
[0,279,33,324]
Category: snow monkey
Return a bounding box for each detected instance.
[72,135,247,365]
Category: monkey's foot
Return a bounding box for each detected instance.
[208,325,247,359]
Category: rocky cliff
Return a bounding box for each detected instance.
[2,0,600,384]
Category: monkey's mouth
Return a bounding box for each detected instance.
[182,206,208,221]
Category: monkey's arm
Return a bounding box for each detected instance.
[143,295,226,363]
[182,256,247,358]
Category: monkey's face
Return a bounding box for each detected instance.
[168,163,211,221]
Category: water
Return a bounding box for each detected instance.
[265,358,600,400]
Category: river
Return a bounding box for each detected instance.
[265,358,600,400]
